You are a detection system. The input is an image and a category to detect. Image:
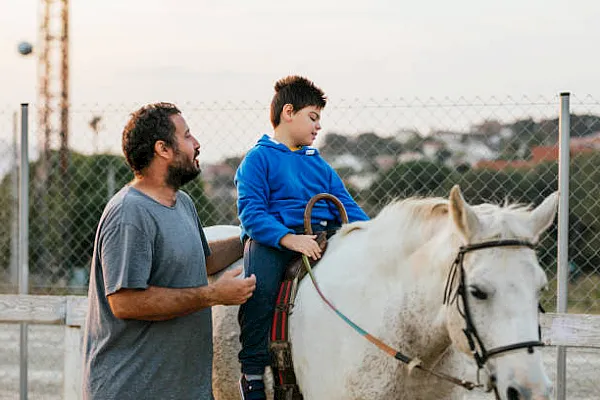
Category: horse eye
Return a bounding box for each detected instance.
[469,286,488,300]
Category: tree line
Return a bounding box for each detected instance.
[1,149,599,292]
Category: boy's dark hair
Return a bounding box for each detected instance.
[122,102,181,174]
[270,75,327,128]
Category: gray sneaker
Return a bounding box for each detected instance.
[238,375,266,400]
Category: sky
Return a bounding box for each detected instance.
[0,0,599,161]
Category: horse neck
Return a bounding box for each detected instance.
[363,216,458,360]
[371,204,457,291]
[406,225,457,325]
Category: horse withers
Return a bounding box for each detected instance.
[207,185,558,400]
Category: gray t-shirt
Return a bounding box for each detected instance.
[82,186,213,400]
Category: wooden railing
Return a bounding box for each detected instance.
[1,294,600,399]
[0,295,87,400]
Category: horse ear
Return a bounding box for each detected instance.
[449,185,480,242]
[530,191,559,242]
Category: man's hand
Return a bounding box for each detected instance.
[211,266,256,305]
[280,233,322,260]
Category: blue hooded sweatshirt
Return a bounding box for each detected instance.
[235,134,369,249]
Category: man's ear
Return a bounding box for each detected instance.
[281,104,295,123]
[154,140,171,159]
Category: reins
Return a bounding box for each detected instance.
[301,253,482,390]
[301,194,482,391]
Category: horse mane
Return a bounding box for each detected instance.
[333,197,451,257]
[337,196,536,246]
[377,196,449,221]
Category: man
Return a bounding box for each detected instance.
[82,102,256,400]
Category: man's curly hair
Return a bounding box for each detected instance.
[121,102,181,174]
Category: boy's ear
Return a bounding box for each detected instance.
[281,104,294,123]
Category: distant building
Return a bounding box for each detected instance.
[394,129,421,144]
[347,173,377,191]
[201,162,235,182]
[328,154,368,173]
[475,132,600,170]
[200,162,236,196]
[398,151,423,163]
[430,130,497,165]
[422,139,445,159]
[373,155,397,171]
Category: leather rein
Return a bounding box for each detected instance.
[302,194,544,394]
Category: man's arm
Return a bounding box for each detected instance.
[205,235,244,275]
[107,266,256,321]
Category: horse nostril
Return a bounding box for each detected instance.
[507,386,521,400]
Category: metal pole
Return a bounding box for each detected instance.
[556,92,570,400]
[19,103,30,400]
[11,111,19,288]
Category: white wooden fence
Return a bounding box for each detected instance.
[1,294,600,399]
[0,295,87,400]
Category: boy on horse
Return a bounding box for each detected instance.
[235,75,369,399]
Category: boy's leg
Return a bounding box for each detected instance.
[238,239,296,375]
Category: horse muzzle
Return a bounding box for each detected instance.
[504,382,553,400]
[492,367,553,400]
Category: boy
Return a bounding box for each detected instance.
[235,76,369,399]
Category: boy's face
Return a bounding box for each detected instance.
[289,105,322,147]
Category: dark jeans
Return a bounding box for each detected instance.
[237,224,339,375]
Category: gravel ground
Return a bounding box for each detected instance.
[1,324,599,399]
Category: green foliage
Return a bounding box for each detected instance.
[543,274,600,314]
[185,180,217,226]
[363,152,600,301]
[320,133,350,156]
[454,168,531,205]
[366,160,457,211]
[63,153,134,271]
[321,132,403,158]
[0,150,214,290]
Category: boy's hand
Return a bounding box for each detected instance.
[211,266,256,305]
[280,233,322,260]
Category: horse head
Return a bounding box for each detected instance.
[445,185,558,400]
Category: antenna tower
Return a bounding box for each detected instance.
[38,0,69,174]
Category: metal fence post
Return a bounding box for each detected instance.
[11,111,19,288]
[556,92,570,400]
[19,103,30,400]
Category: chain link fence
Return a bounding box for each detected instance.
[1,95,600,398]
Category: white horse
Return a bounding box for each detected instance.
[206,185,558,400]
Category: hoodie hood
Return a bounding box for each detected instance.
[256,134,320,156]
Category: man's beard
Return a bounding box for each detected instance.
[166,155,200,189]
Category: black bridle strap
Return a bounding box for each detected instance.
[486,341,545,359]
[445,239,544,370]
[460,239,536,252]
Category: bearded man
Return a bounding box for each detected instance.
[82,102,256,400]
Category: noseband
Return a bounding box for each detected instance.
[443,239,545,374]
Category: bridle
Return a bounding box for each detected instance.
[302,238,545,394]
[443,239,545,394]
